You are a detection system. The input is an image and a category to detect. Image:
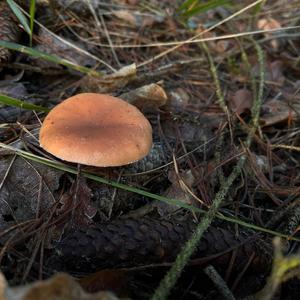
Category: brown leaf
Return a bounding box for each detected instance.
[112,10,164,28]
[168,88,190,110]
[79,269,127,296]
[257,18,282,31]
[260,99,297,126]
[57,178,97,228]
[80,64,136,94]
[155,170,195,216]
[0,73,29,122]
[265,60,285,85]
[120,83,168,110]
[257,18,283,51]
[230,88,253,115]
[0,156,62,232]
[251,60,285,86]
[0,272,119,300]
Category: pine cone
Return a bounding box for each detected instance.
[52,217,272,274]
[0,1,20,63]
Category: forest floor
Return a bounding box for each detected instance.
[0,0,300,299]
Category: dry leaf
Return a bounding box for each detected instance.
[260,99,297,126]
[265,60,285,85]
[251,59,285,86]
[257,18,283,51]
[230,88,253,115]
[112,10,164,28]
[162,113,214,144]
[0,272,119,300]
[155,169,195,216]
[196,25,234,54]
[79,269,127,295]
[168,88,190,109]
[0,127,40,155]
[0,73,29,122]
[80,64,136,93]
[120,83,168,110]
[257,18,281,31]
[215,40,231,53]
[0,156,62,232]
[57,178,97,228]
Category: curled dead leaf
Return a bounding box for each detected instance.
[120,83,168,110]
[80,64,136,93]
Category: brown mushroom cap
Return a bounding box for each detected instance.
[39,93,153,167]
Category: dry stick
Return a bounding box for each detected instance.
[151,40,265,300]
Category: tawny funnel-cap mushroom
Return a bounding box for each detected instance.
[39,93,153,167]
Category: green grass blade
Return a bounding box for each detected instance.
[0,142,298,243]
[178,0,198,12]
[29,0,36,47]
[0,94,50,112]
[6,0,31,35]
[0,40,102,77]
[181,0,232,18]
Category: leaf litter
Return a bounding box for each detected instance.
[0,0,300,299]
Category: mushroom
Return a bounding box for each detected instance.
[39,93,153,167]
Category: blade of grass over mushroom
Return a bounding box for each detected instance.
[0,40,102,77]
[0,142,298,242]
[0,94,50,112]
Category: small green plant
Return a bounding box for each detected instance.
[178,0,232,20]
